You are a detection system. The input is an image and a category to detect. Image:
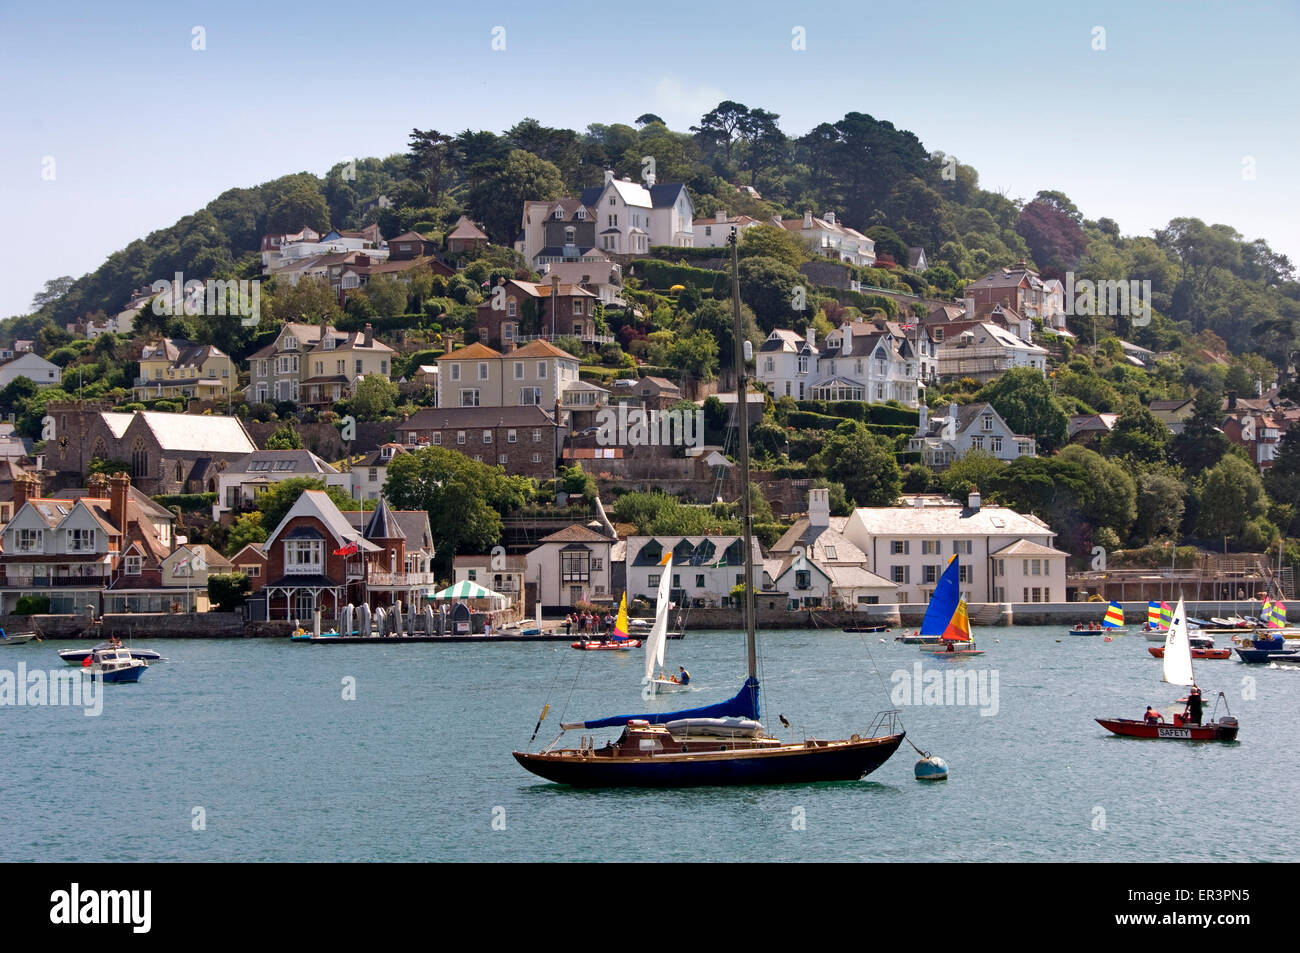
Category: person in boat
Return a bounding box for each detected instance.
[1144,706,1163,724]
[1185,686,1203,726]
[947,642,956,652]
[678,666,690,686]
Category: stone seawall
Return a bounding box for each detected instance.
[5,600,1285,639]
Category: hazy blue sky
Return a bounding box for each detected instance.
[2,0,1297,318]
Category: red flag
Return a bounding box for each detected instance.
[333,542,358,556]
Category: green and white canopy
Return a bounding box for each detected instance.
[428,580,497,600]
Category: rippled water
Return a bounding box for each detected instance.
[1,627,1293,862]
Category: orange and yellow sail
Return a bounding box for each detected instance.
[941,599,972,642]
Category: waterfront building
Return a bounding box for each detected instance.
[841,490,1068,604]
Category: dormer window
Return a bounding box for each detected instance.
[576,209,586,220]
[554,208,564,219]
[125,555,141,575]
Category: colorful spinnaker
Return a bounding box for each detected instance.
[1159,602,1173,630]
[919,556,963,637]
[1270,601,1287,628]
[1147,602,1162,628]
[1103,601,1124,628]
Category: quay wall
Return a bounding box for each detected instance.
[3,600,1285,638]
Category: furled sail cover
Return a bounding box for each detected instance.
[573,676,760,730]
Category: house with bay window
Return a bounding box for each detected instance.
[525,523,617,610]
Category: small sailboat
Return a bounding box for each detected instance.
[1143,601,1173,641]
[642,554,690,694]
[1068,601,1123,637]
[0,628,37,646]
[571,593,641,650]
[1097,597,1238,741]
[918,556,983,658]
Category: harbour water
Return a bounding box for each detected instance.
[2,627,1294,862]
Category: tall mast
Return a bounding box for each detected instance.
[729,233,757,680]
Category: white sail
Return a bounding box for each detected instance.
[644,554,674,682]
[1162,597,1195,687]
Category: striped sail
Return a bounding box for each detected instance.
[1271,601,1287,627]
[1159,602,1173,630]
[1102,602,1124,628]
[1147,602,1161,627]
[1262,599,1273,625]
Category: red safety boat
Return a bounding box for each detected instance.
[1147,645,1231,660]
[1098,596,1240,743]
[572,639,641,651]
[1095,715,1238,741]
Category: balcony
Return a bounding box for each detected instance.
[367,570,438,588]
[0,575,108,588]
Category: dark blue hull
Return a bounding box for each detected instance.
[514,733,905,787]
[93,666,146,683]
[1234,646,1299,663]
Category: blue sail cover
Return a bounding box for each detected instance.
[918,556,961,636]
[577,676,761,730]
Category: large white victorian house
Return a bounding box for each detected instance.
[756,318,936,408]
[908,401,1036,469]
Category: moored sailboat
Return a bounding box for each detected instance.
[512,232,906,787]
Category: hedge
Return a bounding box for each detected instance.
[633,260,728,294]
[153,493,217,512]
[795,400,918,427]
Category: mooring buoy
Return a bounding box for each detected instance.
[915,755,948,781]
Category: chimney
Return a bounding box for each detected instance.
[842,322,852,353]
[809,488,830,528]
[356,253,370,267]
[110,472,130,534]
[716,209,726,223]
[604,169,614,185]
[968,485,981,512]
[807,327,816,347]
[13,473,38,510]
[88,472,110,498]
[363,323,373,348]
[318,324,326,344]
[803,210,813,229]
[824,210,836,225]
[918,402,929,436]
[963,296,976,320]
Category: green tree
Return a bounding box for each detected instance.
[1171,388,1230,472]
[1101,403,1169,465]
[351,375,399,419]
[737,223,808,268]
[269,276,342,325]
[1264,425,1300,534]
[225,512,268,556]
[467,149,565,244]
[362,274,409,319]
[1196,455,1268,546]
[383,446,528,571]
[267,180,330,233]
[254,477,358,534]
[264,423,303,450]
[976,368,1069,452]
[666,328,720,384]
[814,425,900,506]
[207,572,251,611]
[738,256,803,332]
[1133,471,1187,545]
[940,451,1007,501]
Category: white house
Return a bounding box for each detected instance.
[346,443,411,501]
[777,211,875,267]
[625,535,764,608]
[0,352,60,389]
[841,490,1068,605]
[756,319,935,407]
[211,449,349,520]
[935,322,1049,383]
[525,523,617,608]
[908,402,1036,469]
[768,488,897,607]
[691,210,762,248]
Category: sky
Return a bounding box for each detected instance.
[1,0,1297,319]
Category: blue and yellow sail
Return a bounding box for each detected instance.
[920,556,971,642]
